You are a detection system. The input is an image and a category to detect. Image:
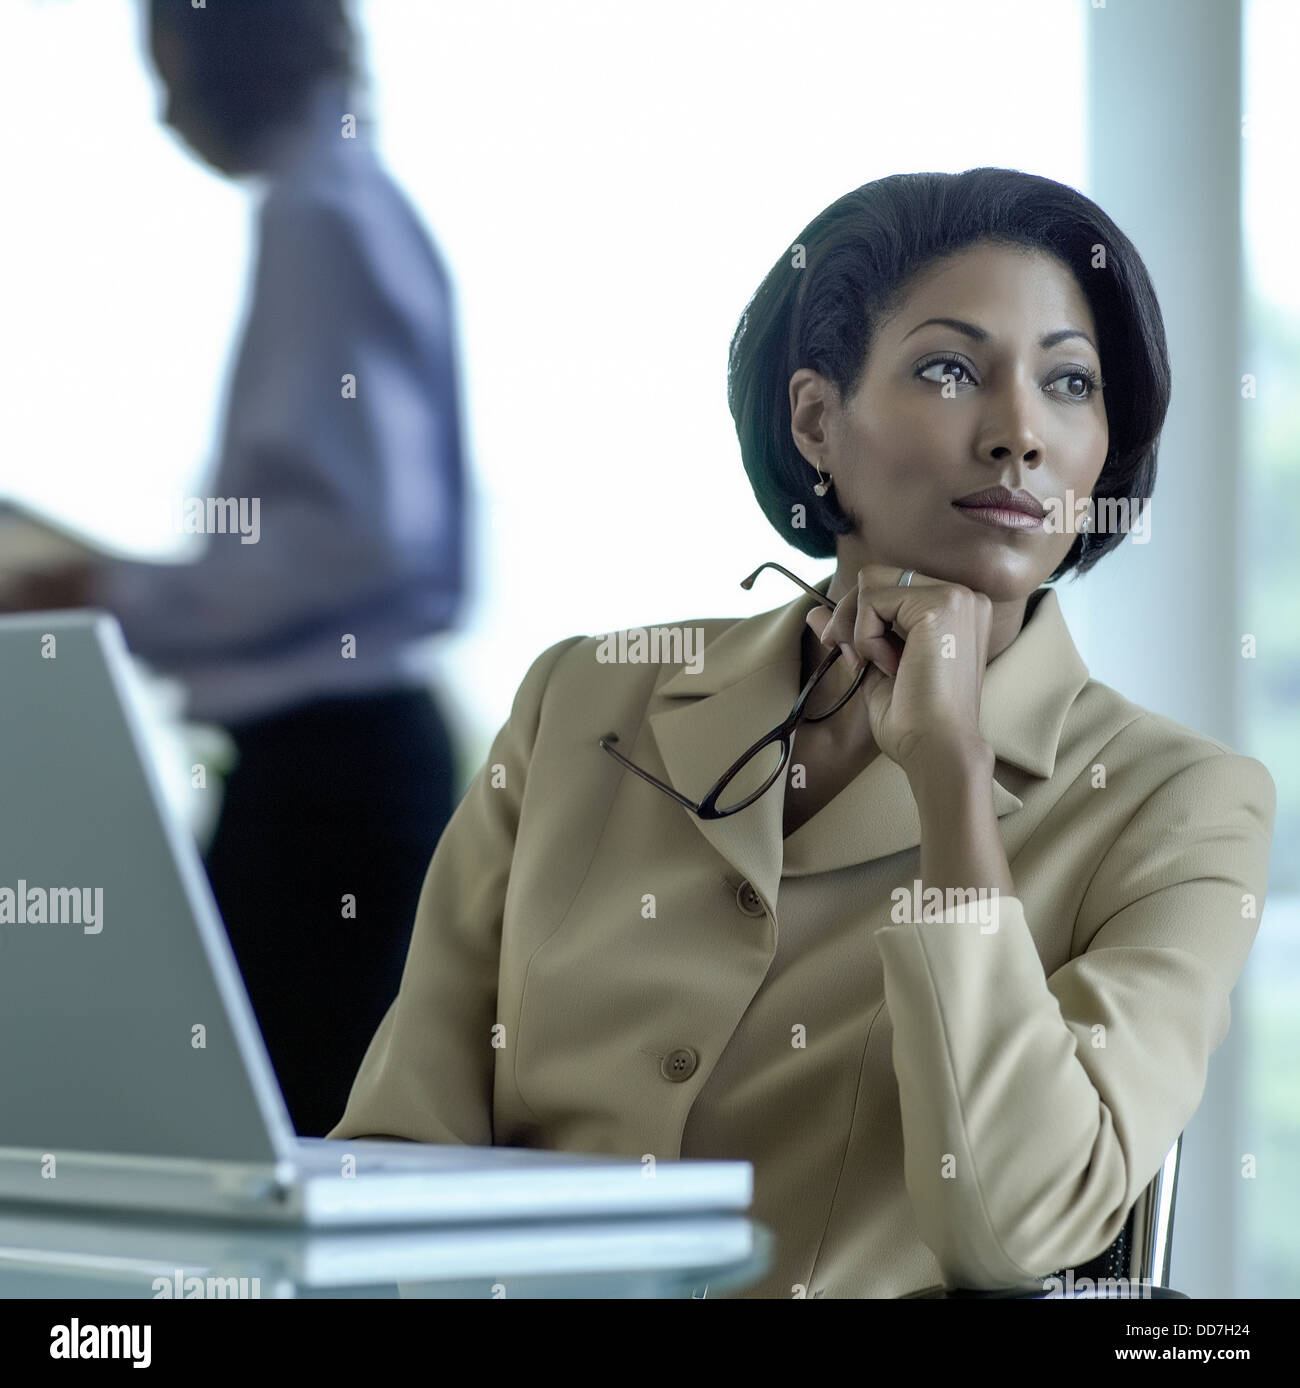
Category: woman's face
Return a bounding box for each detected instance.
[790,240,1110,604]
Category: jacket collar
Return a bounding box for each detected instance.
[646,573,1089,908]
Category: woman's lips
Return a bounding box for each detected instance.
[952,503,1045,532]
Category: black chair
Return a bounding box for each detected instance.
[900,1134,1190,1299]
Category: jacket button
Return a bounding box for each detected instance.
[661,1047,698,1082]
[735,880,766,916]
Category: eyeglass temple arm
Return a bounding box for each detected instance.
[598,733,702,814]
[741,561,836,609]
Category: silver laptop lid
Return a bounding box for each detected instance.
[0,609,294,1164]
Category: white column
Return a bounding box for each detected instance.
[1061,0,1245,1298]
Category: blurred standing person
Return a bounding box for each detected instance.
[5,0,470,1136]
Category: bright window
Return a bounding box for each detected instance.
[1238,0,1300,1301]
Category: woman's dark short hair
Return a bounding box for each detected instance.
[726,168,1171,581]
[148,0,359,159]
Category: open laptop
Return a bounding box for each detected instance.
[0,610,752,1227]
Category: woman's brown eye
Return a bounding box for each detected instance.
[1048,370,1102,400]
[917,358,971,385]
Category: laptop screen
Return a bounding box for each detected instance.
[0,611,291,1164]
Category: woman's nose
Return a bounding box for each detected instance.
[979,382,1046,463]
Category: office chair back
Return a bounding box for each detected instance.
[1046,1133,1184,1292]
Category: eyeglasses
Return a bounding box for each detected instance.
[598,562,867,820]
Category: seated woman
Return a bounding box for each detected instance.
[327,167,1276,1299]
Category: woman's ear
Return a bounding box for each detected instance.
[789,368,836,470]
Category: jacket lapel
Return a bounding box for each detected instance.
[647,574,1090,903]
[646,592,807,911]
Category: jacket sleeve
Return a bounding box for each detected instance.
[873,750,1276,1289]
[325,633,586,1144]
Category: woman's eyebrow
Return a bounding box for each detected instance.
[901,316,1098,352]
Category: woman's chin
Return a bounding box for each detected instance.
[917,554,1047,604]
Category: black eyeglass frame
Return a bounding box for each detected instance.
[598,562,867,820]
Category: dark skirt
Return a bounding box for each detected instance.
[203,686,457,1137]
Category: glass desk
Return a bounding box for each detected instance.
[0,1206,773,1298]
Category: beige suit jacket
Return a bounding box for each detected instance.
[327,576,1276,1298]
